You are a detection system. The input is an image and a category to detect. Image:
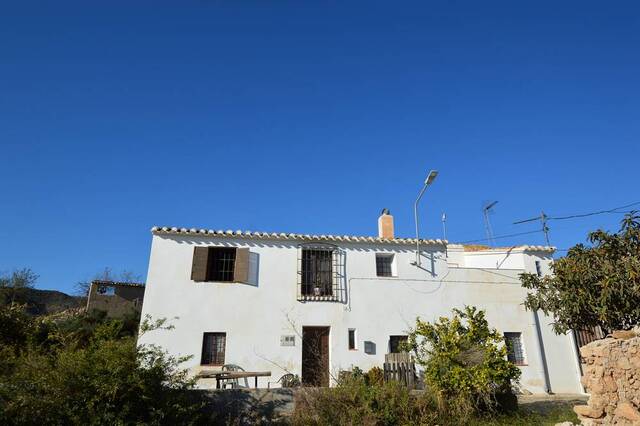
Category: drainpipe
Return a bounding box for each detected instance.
[569,329,587,394]
[532,309,552,394]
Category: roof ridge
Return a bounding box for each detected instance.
[151,226,446,245]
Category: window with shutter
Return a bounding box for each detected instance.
[208,248,236,282]
[191,247,252,283]
[201,332,226,365]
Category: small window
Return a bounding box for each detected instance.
[97,285,115,296]
[201,332,226,365]
[376,254,394,277]
[389,335,408,353]
[348,329,356,350]
[209,248,236,282]
[364,341,376,354]
[535,261,543,277]
[281,335,295,346]
[504,332,526,365]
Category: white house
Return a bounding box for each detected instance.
[138,211,584,394]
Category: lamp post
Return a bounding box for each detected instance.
[413,170,438,266]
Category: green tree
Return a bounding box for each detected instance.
[521,212,640,333]
[405,306,521,419]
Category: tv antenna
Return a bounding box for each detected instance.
[513,210,550,246]
[482,201,498,246]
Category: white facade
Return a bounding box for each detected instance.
[138,227,583,394]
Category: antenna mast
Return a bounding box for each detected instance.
[514,210,550,246]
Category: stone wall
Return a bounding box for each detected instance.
[575,332,640,425]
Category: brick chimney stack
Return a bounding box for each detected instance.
[378,208,394,239]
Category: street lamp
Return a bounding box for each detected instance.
[413,170,438,266]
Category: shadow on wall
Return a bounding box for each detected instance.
[195,388,295,425]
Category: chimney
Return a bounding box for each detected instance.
[378,208,394,239]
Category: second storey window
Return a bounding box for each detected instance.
[191,246,249,283]
[297,243,345,302]
[209,247,236,282]
[376,254,394,277]
[301,248,334,297]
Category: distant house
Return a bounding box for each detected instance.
[86,280,145,318]
[138,211,583,394]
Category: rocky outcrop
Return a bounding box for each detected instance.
[575,334,640,425]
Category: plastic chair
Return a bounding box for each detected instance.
[221,364,248,389]
[267,373,300,389]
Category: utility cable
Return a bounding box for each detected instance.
[548,201,640,221]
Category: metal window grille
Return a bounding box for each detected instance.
[208,248,236,282]
[504,332,526,365]
[201,332,226,365]
[348,329,356,350]
[376,254,393,277]
[297,244,345,302]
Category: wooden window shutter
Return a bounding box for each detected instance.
[233,248,249,283]
[191,247,210,282]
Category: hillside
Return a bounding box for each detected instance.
[0,287,84,315]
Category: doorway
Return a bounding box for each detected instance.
[302,326,330,386]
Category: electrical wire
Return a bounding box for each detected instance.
[548,201,640,221]
[457,201,639,246]
[458,229,542,244]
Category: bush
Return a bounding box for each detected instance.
[0,305,206,425]
[291,372,439,426]
[405,306,521,420]
[364,366,384,386]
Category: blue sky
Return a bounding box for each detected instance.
[1,1,638,294]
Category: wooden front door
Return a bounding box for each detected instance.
[302,326,330,386]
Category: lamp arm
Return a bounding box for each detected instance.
[414,184,428,266]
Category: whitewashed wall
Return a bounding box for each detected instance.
[138,234,582,394]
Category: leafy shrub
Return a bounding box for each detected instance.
[0,305,206,425]
[405,306,521,420]
[291,371,439,426]
[364,366,384,386]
